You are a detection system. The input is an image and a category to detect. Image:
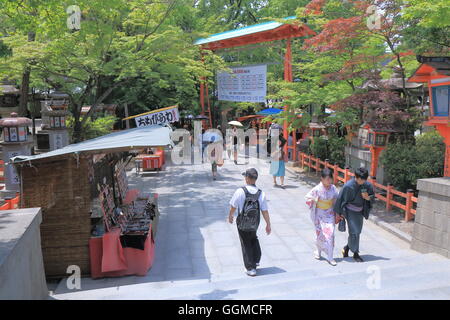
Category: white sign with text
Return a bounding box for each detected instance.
[217,65,267,103]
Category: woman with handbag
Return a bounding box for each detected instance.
[269,133,287,188]
[305,169,341,266]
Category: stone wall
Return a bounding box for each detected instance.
[0,208,49,299]
[411,177,450,258]
[345,143,386,183]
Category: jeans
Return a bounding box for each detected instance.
[237,229,261,270]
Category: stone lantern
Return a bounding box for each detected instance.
[36,98,70,152]
[359,124,392,178]
[308,122,327,140]
[0,112,33,197]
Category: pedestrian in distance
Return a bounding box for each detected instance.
[228,168,271,277]
[333,167,375,262]
[270,133,287,188]
[206,128,224,181]
[305,169,340,266]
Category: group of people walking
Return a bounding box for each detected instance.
[228,164,374,276]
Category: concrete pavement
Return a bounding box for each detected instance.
[52,153,450,299]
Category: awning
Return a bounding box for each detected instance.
[257,108,282,116]
[11,125,173,164]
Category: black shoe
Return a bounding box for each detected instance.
[342,245,349,258]
[353,253,364,262]
[234,160,237,164]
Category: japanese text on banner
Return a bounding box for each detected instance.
[135,107,179,127]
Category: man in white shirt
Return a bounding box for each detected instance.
[228,168,271,276]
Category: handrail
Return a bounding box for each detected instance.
[298,151,417,221]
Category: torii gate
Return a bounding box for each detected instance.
[195,17,315,161]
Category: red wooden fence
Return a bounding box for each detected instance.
[298,152,417,221]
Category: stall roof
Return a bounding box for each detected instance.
[11,125,173,163]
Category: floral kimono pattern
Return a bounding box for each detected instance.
[305,182,339,261]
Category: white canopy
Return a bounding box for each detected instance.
[11,125,173,163]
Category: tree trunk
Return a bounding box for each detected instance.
[72,119,83,143]
[18,69,30,116]
[18,32,35,117]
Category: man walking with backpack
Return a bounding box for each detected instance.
[228,168,271,276]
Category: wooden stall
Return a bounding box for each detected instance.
[12,125,172,278]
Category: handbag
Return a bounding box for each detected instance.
[338,218,346,232]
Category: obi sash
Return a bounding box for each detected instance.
[346,203,363,212]
[316,199,333,210]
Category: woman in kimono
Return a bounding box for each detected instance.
[305,169,341,266]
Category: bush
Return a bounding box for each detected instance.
[381,130,445,191]
[67,115,118,141]
[328,135,347,167]
[308,135,347,167]
[309,136,328,160]
[415,130,445,177]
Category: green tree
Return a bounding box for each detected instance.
[0,0,225,141]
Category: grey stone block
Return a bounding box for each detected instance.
[411,239,433,254]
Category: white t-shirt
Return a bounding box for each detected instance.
[229,185,268,213]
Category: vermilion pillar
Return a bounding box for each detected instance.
[283,38,293,159]
[369,146,383,178]
[434,124,450,177]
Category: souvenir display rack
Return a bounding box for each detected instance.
[89,152,159,278]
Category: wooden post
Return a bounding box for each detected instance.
[300,152,304,170]
[386,183,393,211]
[405,189,414,222]
[124,103,130,129]
[344,166,350,182]
[293,131,297,162]
[283,39,292,157]
[370,176,376,198]
[333,163,339,185]
[315,155,320,175]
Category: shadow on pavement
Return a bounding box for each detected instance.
[198,288,239,300]
[256,266,286,276]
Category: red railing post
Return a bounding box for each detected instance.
[315,155,320,175]
[370,176,376,195]
[386,183,393,211]
[333,163,339,185]
[300,152,304,170]
[405,189,414,222]
[344,166,350,183]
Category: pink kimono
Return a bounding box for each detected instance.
[305,182,339,261]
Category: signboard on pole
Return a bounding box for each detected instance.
[132,106,180,128]
[217,65,267,103]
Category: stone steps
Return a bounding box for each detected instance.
[52,252,450,300]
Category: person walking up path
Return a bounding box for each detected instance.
[333,167,375,262]
[228,168,271,277]
[305,169,340,266]
[270,133,287,188]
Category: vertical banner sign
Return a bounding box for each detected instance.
[134,106,180,128]
[217,65,267,103]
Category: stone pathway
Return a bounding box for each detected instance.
[52,153,450,300]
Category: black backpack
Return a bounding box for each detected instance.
[236,187,261,232]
